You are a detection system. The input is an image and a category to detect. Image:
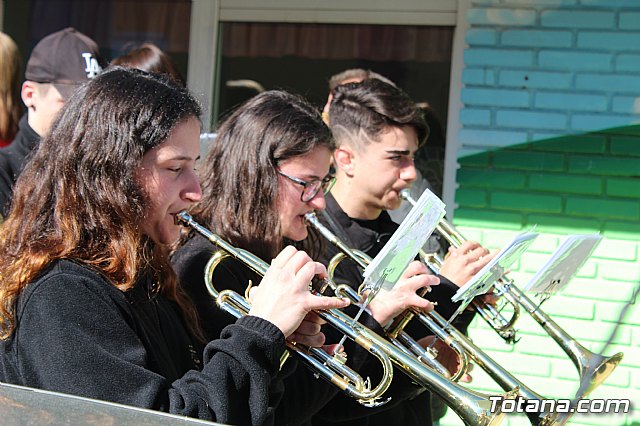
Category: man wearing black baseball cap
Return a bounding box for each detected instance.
[0,27,104,218]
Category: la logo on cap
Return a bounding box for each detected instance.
[82,53,102,78]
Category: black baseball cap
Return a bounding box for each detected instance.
[25,27,104,99]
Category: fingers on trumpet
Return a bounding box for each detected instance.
[288,312,327,348]
[248,246,350,338]
[440,241,496,287]
[368,261,440,325]
[460,363,474,383]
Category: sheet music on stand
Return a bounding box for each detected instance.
[450,229,539,319]
[523,233,602,295]
[361,188,445,301]
[335,188,444,351]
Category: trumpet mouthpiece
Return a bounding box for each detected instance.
[303,211,318,226]
[174,210,191,225]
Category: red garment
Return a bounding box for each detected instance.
[0,139,11,148]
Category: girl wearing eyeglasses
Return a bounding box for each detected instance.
[171,90,440,425]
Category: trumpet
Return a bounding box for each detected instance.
[399,190,624,400]
[177,211,513,426]
[176,211,392,407]
[305,212,469,381]
[306,212,569,425]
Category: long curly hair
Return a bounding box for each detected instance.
[0,67,202,339]
[190,90,334,262]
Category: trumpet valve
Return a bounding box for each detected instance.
[424,346,439,360]
[331,350,348,365]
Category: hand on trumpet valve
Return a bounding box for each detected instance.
[368,261,440,327]
[248,246,350,338]
[439,241,495,287]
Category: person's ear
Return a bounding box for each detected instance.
[333,144,356,177]
[321,93,333,125]
[21,81,38,110]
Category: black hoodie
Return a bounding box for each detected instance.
[0,259,287,425]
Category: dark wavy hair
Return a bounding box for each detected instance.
[110,42,185,87]
[190,90,333,261]
[328,78,429,150]
[0,67,201,339]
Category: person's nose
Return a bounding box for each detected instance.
[399,158,417,183]
[307,190,326,211]
[183,172,202,203]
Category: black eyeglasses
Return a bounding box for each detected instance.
[277,170,336,202]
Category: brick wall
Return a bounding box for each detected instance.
[445,1,640,425]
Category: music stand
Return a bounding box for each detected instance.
[450,230,539,317]
[363,188,445,295]
[522,233,602,295]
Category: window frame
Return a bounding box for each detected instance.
[187,0,468,214]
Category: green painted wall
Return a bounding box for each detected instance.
[443,127,640,426]
[441,1,640,424]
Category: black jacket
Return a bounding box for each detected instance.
[0,115,40,217]
[0,260,286,426]
[311,193,475,426]
[172,235,425,425]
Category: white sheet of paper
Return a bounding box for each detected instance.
[362,188,445,293]
[523,234,602,294]
[451,230,539,309]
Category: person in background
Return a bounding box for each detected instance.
[321,68,396,124]
[0,27,104,218]
[313,78,495,426]
[0,67,348,425]
[323,69,444,223]
[110,42,185,86]
[0,32,23,147]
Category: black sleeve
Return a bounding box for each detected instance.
[430,275,477,333]
[429,274,462,320]
[10,272,285,425]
